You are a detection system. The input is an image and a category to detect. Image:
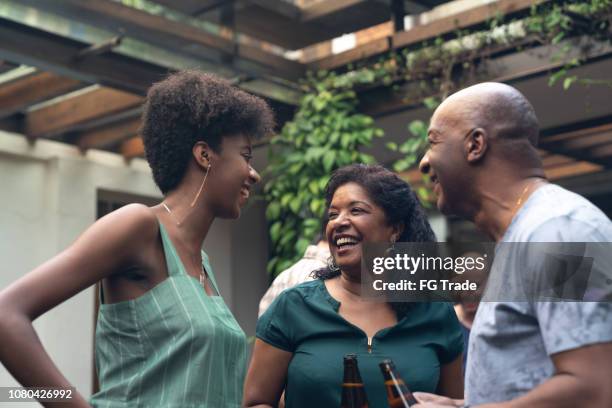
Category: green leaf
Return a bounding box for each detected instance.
[408,120,427,137]
[552,32,565,45]
[563,75,577,90]
[548,69,566,86]
[280,193,293,208]
[310,198,324,215]
[303,218,320,229]
[393,159,411,172]
[386,142,398,151]
[267,257,279,275]
[322,150,336,172]
[340,133,352,149]
[295,238,310,255]
[289,197,302,214]
[423,97,439,110]
[339,150,352,164]
[266,202,281,220]
[319,176,330,191]
[279,229,297,249]
[308,180,319,195]
[270,221,282,244]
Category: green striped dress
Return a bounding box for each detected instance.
[90,222,247,407]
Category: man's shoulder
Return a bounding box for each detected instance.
[509,184,612,242]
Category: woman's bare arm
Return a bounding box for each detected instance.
[243,339,293,408]
[0,204,159,407]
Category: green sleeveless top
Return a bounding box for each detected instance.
[90,222,247,407]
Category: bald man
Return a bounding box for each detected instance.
[413,83,612,408]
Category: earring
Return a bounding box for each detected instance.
[189,162,211,208]
[327,256,340,272]
[385,236,397,257]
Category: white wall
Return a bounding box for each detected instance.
[0,130,160,404]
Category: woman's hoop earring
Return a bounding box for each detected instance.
[189,163,211,208]
[327,256,340,272]
[385,236,397,257]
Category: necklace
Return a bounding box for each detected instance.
[510,178,543,219]
[161,202,208,289]
[162,202,182,226]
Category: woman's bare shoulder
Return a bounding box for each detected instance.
[89,203,161,250]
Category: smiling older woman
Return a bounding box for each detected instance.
[243,164,464,408]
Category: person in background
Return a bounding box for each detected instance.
[413,82,612,408]
[244,164,464,408]
[0,70,274,407]
[258,220,330,317]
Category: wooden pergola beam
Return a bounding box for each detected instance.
[23,0,303,81]
[544,161,602,180]
[120,136,145,160]
[301,0,370,22]
[0,17,169,95]
[77,118,141,151]
[400,157,603,193]
[311,0,548,70]
[0,72,83,118]
[394,0,545,49]
[25,87,142,139]
[0,8,300,105]
[539,122,612,169]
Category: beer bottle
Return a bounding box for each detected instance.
[379,359,418,407]
[341,354,369,408]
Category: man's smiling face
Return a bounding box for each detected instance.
[419,100,474,216]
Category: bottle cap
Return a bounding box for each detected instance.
[344,353,358,361]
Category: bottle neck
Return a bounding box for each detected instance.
[343,360,363,383]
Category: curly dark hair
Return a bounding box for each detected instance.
[314,164,436,315]
[141,70,275,194]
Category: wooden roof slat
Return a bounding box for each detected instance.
[301,0,382,22]
[542,155,576,168]
[120,136,145,160]
[589,143,612,159]
[313,37,390,70]
[539,121,612,168]
[393,0,544,49]
[541,123,612,143]
[243,0,301,20]
[311,0,546,70]
[77,118,141,151]
[0,15,299,106]
[545,161,602,180]
[0,17,168,95]
[0,60,19,74]
[24,0,303,81]
[561,131,612,151]
[0,72,83,118]
[25,87,143,139]
[232,6,326,49]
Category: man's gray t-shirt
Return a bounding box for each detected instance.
[465,184,612,405]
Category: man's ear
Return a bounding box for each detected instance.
[465,128,488,163]
[193,141,213,169]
